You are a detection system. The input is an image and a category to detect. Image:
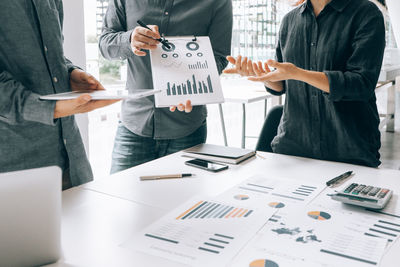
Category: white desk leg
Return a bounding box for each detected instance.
[264,99,268,118]
[386,81,395,132]
[242,103,246,149]
[218,104,228,146]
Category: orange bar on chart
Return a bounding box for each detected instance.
[176,201,204,220]
[238,209,248,217]
[225,208,238,218]
[231,208,243,218]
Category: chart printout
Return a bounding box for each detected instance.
[150,36,224,107]
[121,197,275,266]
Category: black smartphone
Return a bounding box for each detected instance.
[184,159,228,172]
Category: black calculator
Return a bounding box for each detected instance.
[331,183,393,209]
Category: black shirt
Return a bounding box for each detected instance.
[268,0,385,167]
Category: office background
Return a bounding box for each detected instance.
[62,0,400,178]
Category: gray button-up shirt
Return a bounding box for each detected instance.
[268,0,385,167]
[0,0,93,186]
[99,0,233,139]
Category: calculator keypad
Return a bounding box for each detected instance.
[341,183,389,198]
[333,183,392,209]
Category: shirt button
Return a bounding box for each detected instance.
[310,67,313,70]
[311,42,316,46]
[44,46,48,52]
[53,77,58,83]
[165,11,169,15]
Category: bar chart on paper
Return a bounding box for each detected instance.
[166,75,214,96]
[175,200,254,220]
[122,197,275,267]
[150,36,224,107]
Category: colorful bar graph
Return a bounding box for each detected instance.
[176,200,253,220]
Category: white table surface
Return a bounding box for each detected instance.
[53,151,400,267]
[221,77,272,104]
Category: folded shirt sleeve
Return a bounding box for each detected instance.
[98,0,133,60]
[325,9,385,102]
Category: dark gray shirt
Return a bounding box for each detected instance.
[0,0,93,185]
[99,0,233,139]
[268,0,385,167]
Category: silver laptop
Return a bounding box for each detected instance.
[0,166,62,267]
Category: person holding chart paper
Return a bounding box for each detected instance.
[99,0,232,173]
[224,0,385,167]
[0,1,118,189]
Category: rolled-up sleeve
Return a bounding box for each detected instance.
[325,9,385,102]
[99,0,133,60]
[209,0,233,74]
[0,70,56,125]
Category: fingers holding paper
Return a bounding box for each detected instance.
[169,100,193,113]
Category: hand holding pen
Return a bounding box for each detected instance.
[131,20,170,56]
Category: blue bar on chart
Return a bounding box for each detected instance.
[166,75,214,96]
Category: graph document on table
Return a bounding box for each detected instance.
[150,36,224,107]
[121,196,275,267]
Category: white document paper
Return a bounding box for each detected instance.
[121,196,275,267]
[214,174,326,210]
[150,36,224,107]
[230,204,388,267]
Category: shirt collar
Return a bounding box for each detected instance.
[300,0,350,14]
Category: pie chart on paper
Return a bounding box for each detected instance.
[249,259,279,267]
[234,194,250,200]
[268,202,285,208]
[307,211,331,220]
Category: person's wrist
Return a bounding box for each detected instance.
[292,66,305,81]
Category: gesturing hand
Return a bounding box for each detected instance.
[70,69,104,92]
[130,25,161,56]
[248,59,298,83]
[223,55,256,77]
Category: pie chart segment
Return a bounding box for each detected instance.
[268,202,285,208]
[307,211,331,220]
[234,194,250,200]
[249,259,279,267]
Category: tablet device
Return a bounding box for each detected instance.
[40,89,162,100]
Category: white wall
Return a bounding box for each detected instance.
[61,0,90,155]
[387,0,400,47]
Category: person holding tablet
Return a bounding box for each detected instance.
[0,0,118,189]
[224,0,385,167]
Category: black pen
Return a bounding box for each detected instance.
[326,171,353,186]
[136,20,171,49]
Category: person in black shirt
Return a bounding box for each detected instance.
[224,0,385,167]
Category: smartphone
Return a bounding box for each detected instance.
[184,159,228,172]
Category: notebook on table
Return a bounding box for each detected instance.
[182,144,256,164]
